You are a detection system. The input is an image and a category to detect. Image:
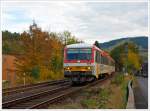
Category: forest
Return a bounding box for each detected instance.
[2,23,82,84]
[2,22,144,85]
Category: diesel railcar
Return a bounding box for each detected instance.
[64,43,115,84]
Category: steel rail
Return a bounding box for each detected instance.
[2,83,71,108]
[3,79,66,91]
[3,79,68,95]
[3,75,113,109]
[29,77,109,109]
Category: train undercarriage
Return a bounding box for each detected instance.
[64,71,110,85]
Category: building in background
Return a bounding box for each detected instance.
[2,55,17,88]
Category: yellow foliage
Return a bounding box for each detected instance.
[128,49,141,70]
[39,66,64,81]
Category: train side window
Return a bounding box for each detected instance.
[105,57,108,65]
[96,51,100,63]
[97,52,99,63]
[107,58,109,65]
[96,51,98,63]
[101,55,102,64]
[103,56,106,65]
[105,57,107,65]
[101,56,104,64]
[99,53,101,63]
[109,60,111,66]
[108,59,110,65]
[103,56,105,64]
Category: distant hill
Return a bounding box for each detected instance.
[99,36,148,50]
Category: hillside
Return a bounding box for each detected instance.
[98,36,148,62]
[99,36,148,50]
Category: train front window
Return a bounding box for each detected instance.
[67,48,92,60]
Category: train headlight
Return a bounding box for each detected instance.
[67,67,70,70]
[87,67,91,70]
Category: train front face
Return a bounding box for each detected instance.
[64,47,95,83]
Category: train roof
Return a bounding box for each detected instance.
[66,43,93,48]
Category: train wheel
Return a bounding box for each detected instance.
[71,81,80,86]
[98,74,104,79]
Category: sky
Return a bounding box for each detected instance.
[1,1,148,43]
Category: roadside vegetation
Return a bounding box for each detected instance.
[48,72,132,109]
[110,42,143,75]
[109,72,132,108]
[80,87,111,108]
[81,73,133,108]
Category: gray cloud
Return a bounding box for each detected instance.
[1,1,148,43]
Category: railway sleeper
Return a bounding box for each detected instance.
[2,85,70,108]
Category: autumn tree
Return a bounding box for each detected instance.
[126,43,142,73]
[127,49,141,73]
[15,22,64,84]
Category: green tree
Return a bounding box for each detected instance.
[62,31,81,45]
[94,41,101,49]
[2,41,11,54]
[110,44,125,71]
[110,42,142,73]
[2,30,22,54]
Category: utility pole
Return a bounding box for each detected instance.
[23,73,26,86]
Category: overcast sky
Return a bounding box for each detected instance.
[1,1,148,43]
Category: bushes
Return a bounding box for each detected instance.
[111,73,124,85]
[81,99,97,108]
[80,88,111,108]
[111,73,129,108]
[97,88,110,108]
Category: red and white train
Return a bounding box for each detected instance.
[64,43,115,84]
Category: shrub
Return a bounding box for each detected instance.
[111,74,124,85]
[97,88,110,108]
[81,99,97,108]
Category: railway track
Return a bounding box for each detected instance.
[3,82,71,109]
[3,80,70,103]
[3,79,68,96]
[2,76,112,109]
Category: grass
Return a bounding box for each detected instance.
[81,99,98,108]
[48,72,132,109]
[111,72,124,85]
[107,72,132,108]
[112,73,128,107]
[80,87,111,108]
[97,88,110,108]
[2,81,10,89]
